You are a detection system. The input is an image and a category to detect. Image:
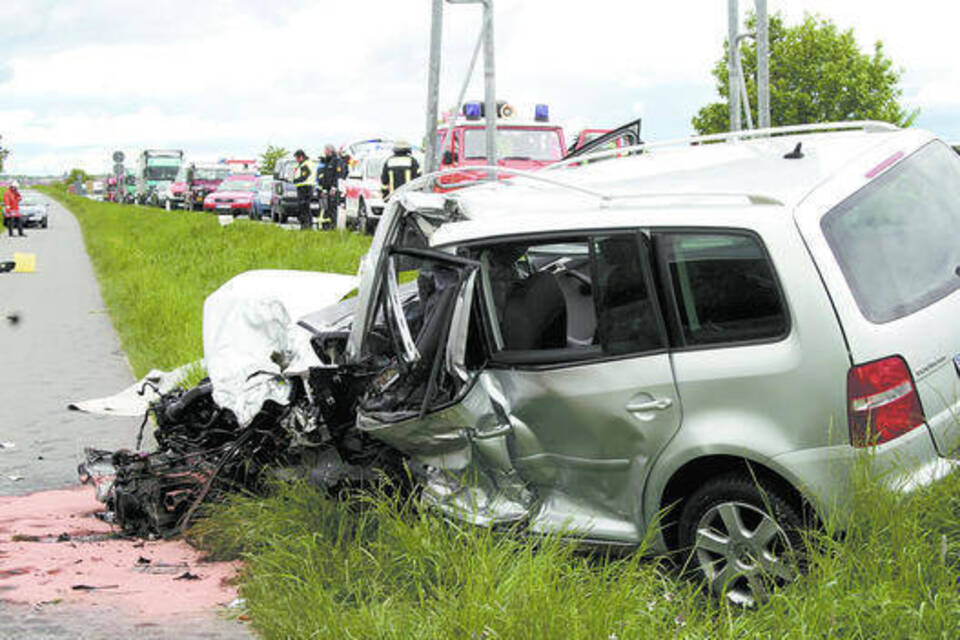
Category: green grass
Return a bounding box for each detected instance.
[191,471,960,639]
[39,185,370,376]
[47,186,960,638]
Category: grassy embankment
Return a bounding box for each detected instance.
[46,185,960,638]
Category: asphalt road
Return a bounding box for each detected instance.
[0,195,251,639]
[0,194,140,494]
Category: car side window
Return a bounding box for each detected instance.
[466,233,664,365]
[656,232,788,347]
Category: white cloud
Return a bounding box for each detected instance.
[4,0,960,174]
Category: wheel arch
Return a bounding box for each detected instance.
[655,454,818,551]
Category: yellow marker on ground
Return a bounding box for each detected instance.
[13,252,36,273]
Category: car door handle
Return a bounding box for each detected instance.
[471,423,513,441]
[625,397,673,412]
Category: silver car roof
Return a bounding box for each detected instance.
[432,126,936,247]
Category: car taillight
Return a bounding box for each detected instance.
[847,355,925,447]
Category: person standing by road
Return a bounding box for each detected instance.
[292,149,316,231]
[380,140,420,200]
[318,144,343,230]
[3,181,24,237]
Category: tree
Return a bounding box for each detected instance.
[692,13,918,134]
[260,145,288,175]
[63,168,91,185]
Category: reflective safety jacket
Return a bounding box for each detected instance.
[293,158,316,187]
[2,188,20,217]
[380,152,421,195]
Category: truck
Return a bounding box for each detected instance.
[135,149,184,206]
[433,101,567,192]
[434,104,642,192]
[182,162,232,211]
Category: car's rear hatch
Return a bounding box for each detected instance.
[799,138,960,455]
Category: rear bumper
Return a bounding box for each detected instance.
[204,203,252,214]
[772,424,958,524]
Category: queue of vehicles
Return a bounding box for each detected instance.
[95,99,633,235]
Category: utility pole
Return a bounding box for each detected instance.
[424,0,444,174]
[728,0,770,133]
[756,0,770,129]
[728,0,741,132]
[481,0,497,178]
[445,0,497,179]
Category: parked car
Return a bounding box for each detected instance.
[19,193,49,228]
[270,156,319,223]
[184,164,231,211]
[202,174,258,216]
[252,175,274,220]
[343,152,389,234]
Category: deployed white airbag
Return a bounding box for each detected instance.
[202,270,358,426]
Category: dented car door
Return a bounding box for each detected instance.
[359,229,682,541]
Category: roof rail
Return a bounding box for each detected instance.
[393,164,609,201]
[602,192,783,206]
[546,120,901,172]
[392,166,783,208]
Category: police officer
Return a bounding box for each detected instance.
[380,140,420,199]
[317,144,343,230]
[292,149,315,230]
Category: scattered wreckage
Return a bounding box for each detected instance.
[77,177,600,540]
[76,189,502,538]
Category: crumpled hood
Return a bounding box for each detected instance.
[202,270,358,425]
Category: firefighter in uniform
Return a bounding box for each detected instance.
[318,144,343,230]
[292,149,316,230]
[380,140,420,200]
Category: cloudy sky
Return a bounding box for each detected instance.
[2,0,959,176]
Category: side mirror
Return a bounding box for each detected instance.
[442,150,457,165]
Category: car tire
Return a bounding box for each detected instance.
[42,219,48,229]
[677,472,802,606]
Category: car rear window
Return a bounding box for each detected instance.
[658,232,788,347]
[821,141,960,323]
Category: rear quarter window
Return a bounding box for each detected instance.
[657,231,788,347]
[821,141,960,323]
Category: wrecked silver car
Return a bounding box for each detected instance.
[81,123,960,605]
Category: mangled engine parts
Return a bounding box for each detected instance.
[79,367,406,539]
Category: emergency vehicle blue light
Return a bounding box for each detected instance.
[535,104,549,122]
[463,102,483,120]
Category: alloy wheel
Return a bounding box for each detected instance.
[692,500,796,606]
